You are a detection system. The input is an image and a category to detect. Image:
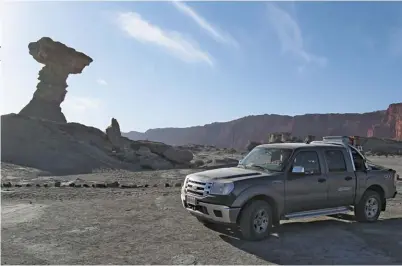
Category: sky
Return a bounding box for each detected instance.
[1,1,402,132]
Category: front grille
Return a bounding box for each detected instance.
[185,178,212,196]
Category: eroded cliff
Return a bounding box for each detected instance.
[124,103,402,148]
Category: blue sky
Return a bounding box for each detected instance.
[2,1,402,132]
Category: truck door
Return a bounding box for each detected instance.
[285,150,329,213]
[325,149,356,207]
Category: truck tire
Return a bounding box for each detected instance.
[239,200,273,241]
[354,190,382,222]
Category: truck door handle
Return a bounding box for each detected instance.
[345,176,353,181]
[318,178,326,183]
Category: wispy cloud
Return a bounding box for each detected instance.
[172,1,238,47]
[97,79,108,86]
[116,12,213,66]
[389,27,402,57]
[266,3,327,67]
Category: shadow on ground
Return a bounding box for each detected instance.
[206,216,402,264]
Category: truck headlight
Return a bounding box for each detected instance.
[181,176,189,193]
[210,182,234,195]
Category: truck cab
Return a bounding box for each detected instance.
[181,136,399,241]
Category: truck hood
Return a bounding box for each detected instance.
[187,167,277,183]
[366,160,394,171]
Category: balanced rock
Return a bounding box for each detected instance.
[19,37,93,123]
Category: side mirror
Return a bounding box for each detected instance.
[292,166,305,174]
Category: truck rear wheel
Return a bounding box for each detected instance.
[239,200,273,241]
[355,190,382,222]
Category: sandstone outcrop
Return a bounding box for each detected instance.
[123,103,402,148]
[104,118,193,170]
[19,37,93,123]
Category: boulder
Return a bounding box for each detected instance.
[136,146,174,170]
[163,147,193,164]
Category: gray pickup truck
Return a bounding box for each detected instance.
[181,136,399,241]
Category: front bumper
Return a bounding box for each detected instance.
[181,193,240,224]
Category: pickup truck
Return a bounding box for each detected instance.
[181,137,399,241]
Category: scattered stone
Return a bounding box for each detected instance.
[15,184,22,187]
[95,183,107,188]
[123,184,138,189]
[174,182,182,187]
[75,184,82,188]
[55,181,61,187]
[106,181,120,188]
[26,183,32,187]
[165,183,170,188]
[83,184,90,188]
[29,201,32,204]
[92,184,96,188]
[144,184,149,188]
[36,184,41,187]
[68,182,76,187]
[2,182,12,188]
[44,184,49,188]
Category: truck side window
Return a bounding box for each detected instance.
[325,150,347,172]
[292,151,321,175]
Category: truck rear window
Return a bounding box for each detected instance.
[325,150,347,172]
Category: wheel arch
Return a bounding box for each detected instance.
[366,184,386,211]
[236,194,279,225]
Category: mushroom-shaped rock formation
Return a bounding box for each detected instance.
[19,37,93,123]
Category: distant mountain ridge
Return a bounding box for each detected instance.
[122,103,402,149]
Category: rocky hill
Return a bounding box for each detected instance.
[123,103,402,149]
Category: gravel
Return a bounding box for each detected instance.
[2,155,402,264]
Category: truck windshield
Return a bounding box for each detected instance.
[239,147,293,172]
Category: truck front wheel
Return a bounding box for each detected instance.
[355,190,382,222]
[238,200,273,241]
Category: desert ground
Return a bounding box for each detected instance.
[1,154,402,265]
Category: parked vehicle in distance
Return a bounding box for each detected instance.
[181,136,399,241]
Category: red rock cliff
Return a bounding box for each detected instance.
[123,103,402,148]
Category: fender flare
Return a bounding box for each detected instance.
[232,186,285,218]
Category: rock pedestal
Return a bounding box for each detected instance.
[19,37,93,123]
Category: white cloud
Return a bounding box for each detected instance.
[266,3,327,67]
[389,28,402,57]
[96,79,108,86]
[116,12,213,66]
[172,1,238,47]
